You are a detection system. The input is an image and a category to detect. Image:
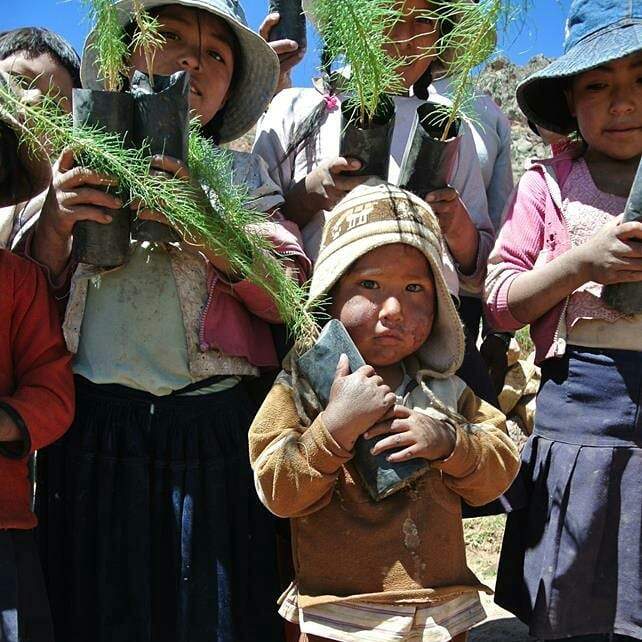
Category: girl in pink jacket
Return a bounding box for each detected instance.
[485,1,642,640]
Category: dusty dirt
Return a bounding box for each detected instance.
[464,517,535,642]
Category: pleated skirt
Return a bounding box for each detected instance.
[495,346,642,640]
[35,377,283,642]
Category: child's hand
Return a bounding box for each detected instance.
[575,215,642,285]
[284,157,368,226]
[364,405,456,463]
[0,408,21,443]
[34,149,120,275]
[425,187,479,274]
[40,149,120,242]
[259,13,306,95]
[321,354,397,451]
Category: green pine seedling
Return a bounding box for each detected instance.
[309,0,405,127]
[131,0,166,86]
[0,81,318,346]
[82,0,129,92]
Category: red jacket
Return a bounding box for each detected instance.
[0,249,74,530]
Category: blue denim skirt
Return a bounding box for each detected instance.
[35,377,283,642]
[495,346,642,640]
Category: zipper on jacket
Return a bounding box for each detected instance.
[198,274,219,352]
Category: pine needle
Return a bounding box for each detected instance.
[308,0,404,125]
[0,82,318,347]
[131,0,166,86]
[82,0,129,92]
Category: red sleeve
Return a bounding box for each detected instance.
[0,260,74,457]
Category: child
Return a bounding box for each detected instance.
[254,0,497,403]
[24,2,309,641]
[0,28,81,248]
[485,2,642,639]
[250,182,519,642]
[0,73,74,642]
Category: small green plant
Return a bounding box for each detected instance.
[82,0,129,91]
[308,0,404,125]
[0,82,318,346]
[131,0,166,85]
[421,0,502,141]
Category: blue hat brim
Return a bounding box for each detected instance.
[517,20,642,135]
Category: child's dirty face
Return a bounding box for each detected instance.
[330,244,436,368]
[130,6,236,126]
[0,52,74,113]
[567,51,642,161]
[383,0,439,89]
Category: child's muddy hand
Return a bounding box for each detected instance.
[425,187,471,237]
[41,148,119,241]
[304,157,366,211]
[368,406,456,462]
[322,354,396,450]
[575,215,642,285]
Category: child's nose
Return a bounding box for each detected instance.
[610,86,635,114]
[380,297,403,321]
[179,45,201,72]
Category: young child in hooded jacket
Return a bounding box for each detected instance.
[250,182,519,642]
[485,1,642,639]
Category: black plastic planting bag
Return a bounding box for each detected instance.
[339,95,395,181]
[398,102,461,196]
[297,319,431,501]
[131,70,190,243]
[72,89,133,267]
[268,0,306,48]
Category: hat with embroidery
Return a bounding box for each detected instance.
[80,0,279,143]
[309,181,465,379]
[518,0,642,134]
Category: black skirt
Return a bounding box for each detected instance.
[495,346,642,640]
[35,377,283,642]
[0,529,54,642]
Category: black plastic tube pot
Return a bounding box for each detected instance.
[602,159,642,313]
[131,70,190,243]
[398,102,461,196]
[339,95,395,180]
[72,89,133,267]
[268,0,306,48]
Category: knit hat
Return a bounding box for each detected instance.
[518,0,642,134]
[80,0,279,143]
[309,181,465,379]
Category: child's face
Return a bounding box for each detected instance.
[0,52,74,113]
[383,0,439,90]
[129,5,235,126]
[330,243,436,368]
[567,51,642,161]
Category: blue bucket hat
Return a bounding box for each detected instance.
[80,0,279,143]
[517,0,642,134]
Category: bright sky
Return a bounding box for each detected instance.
[0,0,571,87]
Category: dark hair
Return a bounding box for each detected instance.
[0,27,81,88]
[0,123,33,207]
[124,5,242,144]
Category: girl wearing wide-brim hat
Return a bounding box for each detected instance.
[27,2,310,641]
[485,1,642,639]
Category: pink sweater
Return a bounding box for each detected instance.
[484,150,577,364]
